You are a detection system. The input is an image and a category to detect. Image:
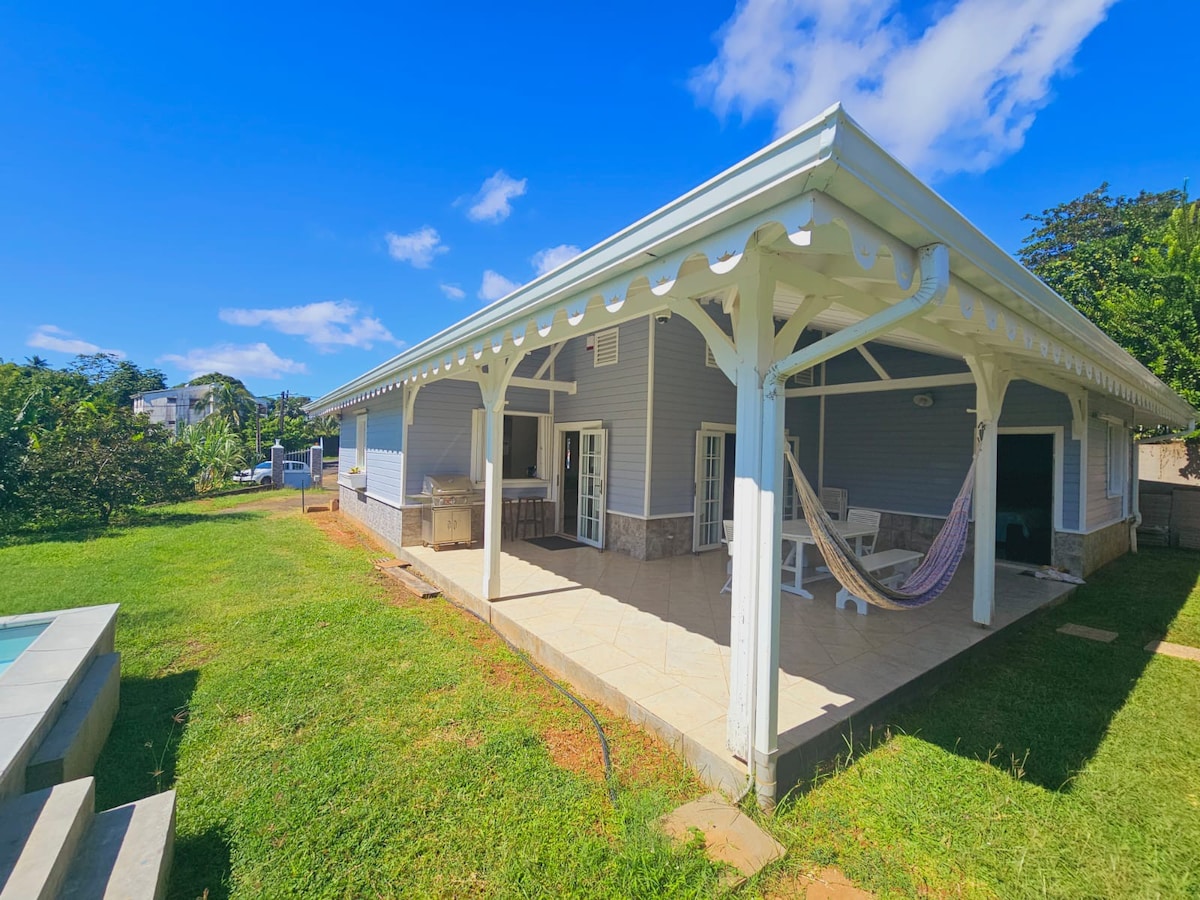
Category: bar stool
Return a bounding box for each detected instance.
[501,498,518,540]
[516,497,545,539]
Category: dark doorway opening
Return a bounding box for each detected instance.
[561,430,580,537]
[996,433,1054,565]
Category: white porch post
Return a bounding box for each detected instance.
[726,250,776,768]
[479,365,516,600]
[967,356,1009,626]
[752,380,785,806]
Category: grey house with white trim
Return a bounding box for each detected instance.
[308,105,1193,804]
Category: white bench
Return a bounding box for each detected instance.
[835,549,923,615]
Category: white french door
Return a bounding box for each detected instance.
[576,428,607,548]
[693,429,726,551]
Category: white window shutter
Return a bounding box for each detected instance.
[593,328,619,367]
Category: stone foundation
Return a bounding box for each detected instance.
[338,486,404,555]
[606,514,694,560]
[1053,518,1131,577]
[876,512,972,555]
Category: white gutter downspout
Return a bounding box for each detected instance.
[747,243,949,809]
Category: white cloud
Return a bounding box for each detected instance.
[385,226,448,268]
[439,283,466,300]
[219,300,402,352]
[691,0,1115,177]
[531,244,582,277]
[27,325,125,358]
[466,170,527,223]
[159,343,307,380]
[478,270,521,302]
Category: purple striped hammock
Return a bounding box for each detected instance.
[783,446,977,610]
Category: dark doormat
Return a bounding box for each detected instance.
[525,535,583,551]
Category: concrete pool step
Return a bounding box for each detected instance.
[60,790,176,900]
[0,777,95,900]
[0,777,175,900]
[26,653,121,793]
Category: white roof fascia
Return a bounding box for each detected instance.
[305,105,845,413]
[308,103,1194,427]
[823,111,1195,425]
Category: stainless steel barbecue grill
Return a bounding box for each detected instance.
[419,474,481,549]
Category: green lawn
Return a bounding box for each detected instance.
[755,548,1200,899]
[0,495,722,899]
[4,498,1198,898]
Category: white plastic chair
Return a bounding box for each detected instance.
[846,507,881,556]
[820,487,848,521]
[721,520,734,593]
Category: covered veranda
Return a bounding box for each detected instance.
[396,539,1074,795]
[311,105,1193,806]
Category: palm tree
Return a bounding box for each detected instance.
[24,355,49,370]
[182,418,245,492]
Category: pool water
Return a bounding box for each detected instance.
[0,623,48,676]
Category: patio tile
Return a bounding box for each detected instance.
[640,684,724,733]
[540,627,605,654]
[566,643,641,675]
[672,671,731,705]
[601,662,675,701]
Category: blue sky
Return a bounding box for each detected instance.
[0,1,1195,399]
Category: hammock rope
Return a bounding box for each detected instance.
[784,443,978,610]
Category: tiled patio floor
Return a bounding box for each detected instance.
[398,539,1074,793]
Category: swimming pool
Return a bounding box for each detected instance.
[0,622,48,676]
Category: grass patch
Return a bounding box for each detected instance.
[0,501,722,898]
[757,548,1200,898]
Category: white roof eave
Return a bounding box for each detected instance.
[307,104,1195,427]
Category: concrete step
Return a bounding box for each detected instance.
[59,790,175,900]
[26,653,121,793]
[0,777,95,900]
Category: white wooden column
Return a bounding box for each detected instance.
[966,356,1009,626]
[752,381,785,806]
[726,250,777,764]
[479,364,517,600]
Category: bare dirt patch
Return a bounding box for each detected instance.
[542,724,607,781]
[765,867,875,899]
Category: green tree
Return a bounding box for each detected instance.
[103,360,167,407]
[19,400,194,525]
[1019,184,1200,408]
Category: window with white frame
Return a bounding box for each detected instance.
[1106,421,1128,498]
[355,413,367,471]
[471,410,551,484]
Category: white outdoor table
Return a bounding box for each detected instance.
[780,519,876,599]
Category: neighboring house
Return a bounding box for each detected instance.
[132,384,216,433]
[305,105,1195,802]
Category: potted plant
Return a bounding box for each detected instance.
[346,467,367,491]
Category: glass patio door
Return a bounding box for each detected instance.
[693,430,726,551]
[576,428,606,548]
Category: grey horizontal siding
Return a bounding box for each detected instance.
[405,380,478,496]
[364,392,404,504]
[508,348,551,413]
[822,384,976,516]
[650,315,736,516]
[555,319,649,516]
